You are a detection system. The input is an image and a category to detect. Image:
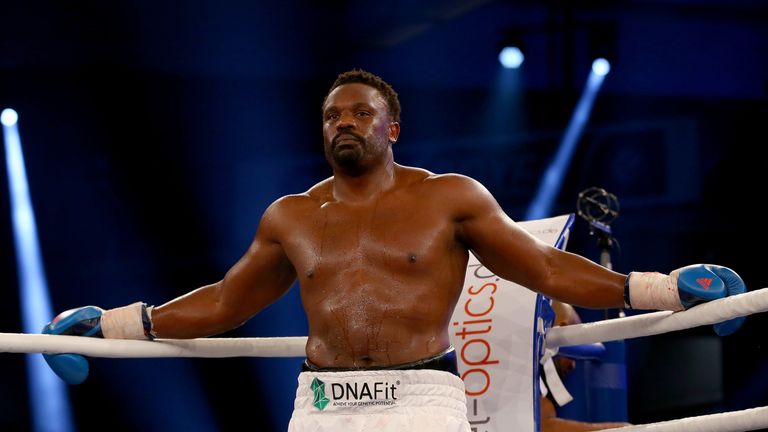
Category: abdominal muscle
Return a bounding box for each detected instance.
[300,268,463,368]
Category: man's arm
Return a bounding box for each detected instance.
[150,200,298,338]
[450,175,626,309]
[541,396,631,431]
[40,199,298,384]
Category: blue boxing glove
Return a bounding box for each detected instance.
[42,302,155,385]
[626,264,747,336]
[678,265,746,336]
[557,342,607,361]
[42,306,105,385]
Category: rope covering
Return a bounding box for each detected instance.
[546,287,768,349]
[1,289,765,357]
[600,406,768,432]
[0,287,766,432]
[0,333,308,358]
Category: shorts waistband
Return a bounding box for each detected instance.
[302,347,459,376]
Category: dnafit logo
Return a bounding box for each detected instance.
[329,380,399,403]
[311,377,402,410]
[311,378,330,411]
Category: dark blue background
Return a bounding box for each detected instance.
[1,1,766,430]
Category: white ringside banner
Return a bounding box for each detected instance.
[449,214,574,432]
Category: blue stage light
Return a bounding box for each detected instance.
[592,58,611,76]
[499,46,525,69]
[3,108,75,432]
[1,108,18,126]
[526,63,609,220]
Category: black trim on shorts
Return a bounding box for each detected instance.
[302,347,459,377]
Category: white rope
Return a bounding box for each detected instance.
[0,333,308,358]
[546,287,768,349]
[1,288,766,358]
[601,406,768,432]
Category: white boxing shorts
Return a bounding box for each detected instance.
[288,369,471,432]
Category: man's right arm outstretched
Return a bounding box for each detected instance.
[42,199,298,383]
[151,202,298,339]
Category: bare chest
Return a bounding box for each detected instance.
[281,198,456,280]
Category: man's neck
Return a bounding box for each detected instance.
[331,153,396,202]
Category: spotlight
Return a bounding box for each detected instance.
[1,108,18,126]
[591,58,611,76]
[526,59,610,219]
[3,107,75,431]
[499,46,525,69]
[497,29,526,70]
[588,22,617,75]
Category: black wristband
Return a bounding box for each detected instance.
[140,303,155,340]
[623,274,633,309]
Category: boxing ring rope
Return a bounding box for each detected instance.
[2,288,768,431]
[0,334,308,358]
[600,406,768,432]
[2,287,766,357]
[546,286,768,349]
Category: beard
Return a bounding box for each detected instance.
[331,143,364,167]
[327,131,372,169]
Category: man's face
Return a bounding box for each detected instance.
[321,83,398,171]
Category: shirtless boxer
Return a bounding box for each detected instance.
[42,69,745,431]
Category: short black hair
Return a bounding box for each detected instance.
[324,69,401,123]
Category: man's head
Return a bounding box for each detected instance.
[552,301,582,328]
[321,70,401,173]
[551,301,582,378]
[324,69,401,123]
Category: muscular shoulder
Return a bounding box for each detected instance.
[395,165,485,194]
[422,172,486,193]
[421,172,497,216]
[267,177,332,213]
[266,196,318,222]
[259,180,330,239]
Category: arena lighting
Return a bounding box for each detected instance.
[498,46,525,69]
[1,108,18,126]
[525,61,610,219]
[592,58,611,76]
[2,108,74,432]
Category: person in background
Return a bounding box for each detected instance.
[541,301,632,431]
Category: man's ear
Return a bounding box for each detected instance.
[389,122,400,144]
